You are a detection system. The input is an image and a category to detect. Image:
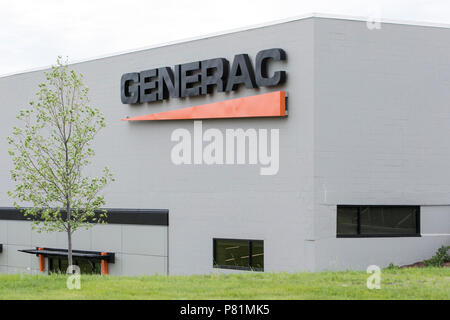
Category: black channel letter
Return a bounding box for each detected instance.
[201,58,229,94]
[255,48,286,87]
[225,54,257,91]
[140,69,158,103]
[120,73,140,104]
[181,61,201,97]
[158,66,180,100]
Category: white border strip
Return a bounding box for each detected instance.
[2,12,450,79]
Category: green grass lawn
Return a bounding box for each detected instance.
[0,268,448,300]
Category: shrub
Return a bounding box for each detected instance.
[385,263,399,270]
[424,245,450,267]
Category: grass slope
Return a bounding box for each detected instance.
[0,268,449,300]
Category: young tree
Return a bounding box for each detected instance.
[7,57,114,270]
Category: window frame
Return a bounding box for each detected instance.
[336,205,421,238]
[213,238,264,272]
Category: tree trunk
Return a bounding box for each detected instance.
[67,224,73,272]
[67,203,73,273]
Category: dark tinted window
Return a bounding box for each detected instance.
[360,206,418,235]
[213,239,263,271]
[337,206,419,237]
[214,239,250,269]
[337,206,358,235]
[251,240,264,270]
[48,257,101,274]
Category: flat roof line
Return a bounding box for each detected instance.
[1,12,450,79]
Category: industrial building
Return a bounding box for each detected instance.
[0,14,449,275]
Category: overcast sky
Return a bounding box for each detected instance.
[1,0,449,76]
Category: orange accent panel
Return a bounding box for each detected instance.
[38,247,45,272]
[122,91,286,121]
[101,252,108,275]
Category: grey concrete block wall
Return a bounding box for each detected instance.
[314,235,449,271]
[421,206,450,235]
[313,18,450,205]
[72,17,315,274]
[312,18,450,270]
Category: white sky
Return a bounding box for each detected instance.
[1,0,450,75]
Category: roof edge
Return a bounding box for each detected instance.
[2,12,450,79]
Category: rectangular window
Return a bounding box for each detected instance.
[48,257,101,274]
[337,206,420,237]
[213,238,264,271]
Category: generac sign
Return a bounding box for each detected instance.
[120,48,287,121]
